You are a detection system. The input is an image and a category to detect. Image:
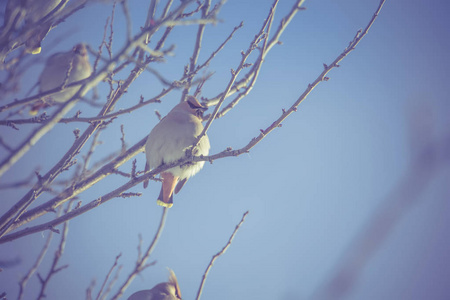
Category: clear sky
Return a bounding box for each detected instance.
[1,1,449,299]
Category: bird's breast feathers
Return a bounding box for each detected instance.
[145,112,210,179]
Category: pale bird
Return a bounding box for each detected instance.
[2,0,67,54]
[30,43,92,115]
[127,269,182,300]
[144,96,210,208]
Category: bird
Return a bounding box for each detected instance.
[30,43,92,115]
[127,269,182,300]
[144,95,210,208]
[1,0,67,54]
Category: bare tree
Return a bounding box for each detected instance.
[6,1,444,299]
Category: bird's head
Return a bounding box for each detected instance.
[168,269,182,299]
[73,43,88,57]
[184,95,207,119]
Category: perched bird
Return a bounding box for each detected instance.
[1,0,67,54]
[127,269,182,300]
[30,43,91,115]
[145,95,210,208]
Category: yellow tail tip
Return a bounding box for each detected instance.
[157,200,173,208]
[27,47,42,54]
[29,109,38,116]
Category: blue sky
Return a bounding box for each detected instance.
[1,1,449,299]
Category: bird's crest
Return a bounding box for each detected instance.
[168,269,182,299]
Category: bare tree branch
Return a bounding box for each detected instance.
[18,229,54,300]
[191,0,278,151]
[0,8,386,239]
[0,12,391,300]
[181,0,211,101]
[96,253,122,300]
[205,0,306,107]
[36,204,71,300]
[216,0,277,118]
[120,0,133,42]
[110,208,168,300]
[0,0,387,238]
[1,136,146,236]
[0,169,37,190]
[195,211,249,300]
[0,0,198,238]
[0,97,78,177]
[0,0,84,63]
[86,279,96,300]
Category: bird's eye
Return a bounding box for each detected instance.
[187,100,200,109]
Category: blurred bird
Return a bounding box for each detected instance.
[1,0,67,54]
[30,43,92,115]
[144,95,210,208]
[127,269,182,300]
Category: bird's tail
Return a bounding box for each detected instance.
[156,172,177,208]
[157,187,173,208]
[29,100,50,116]
[143,163,150,188]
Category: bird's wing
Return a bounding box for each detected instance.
[143,162,150,188]
[174,178,187,194]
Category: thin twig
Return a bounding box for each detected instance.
[0,136,14,152]
[96,253,122,300]
[191,0,278,152]
[59,96,162,124]
[195,21,244,88]
[182,0,211,101]
[0,95,79,178]
[86,280,96,300]
[0,168,39,190]
[36,204,71,300]
[121,0,133,42]
[93,14,110,73]
[2,137,147,236]
[0,113,49,127]
[106,2,116,59]
[110,208,168,300]
[99,264,123,300]
[80,128,103,178]
[195,211,249,300]
[18,230,54,300]
[217,0,277,117]
[205,0,306,107]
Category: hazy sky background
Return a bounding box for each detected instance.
[1,0,449,299]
